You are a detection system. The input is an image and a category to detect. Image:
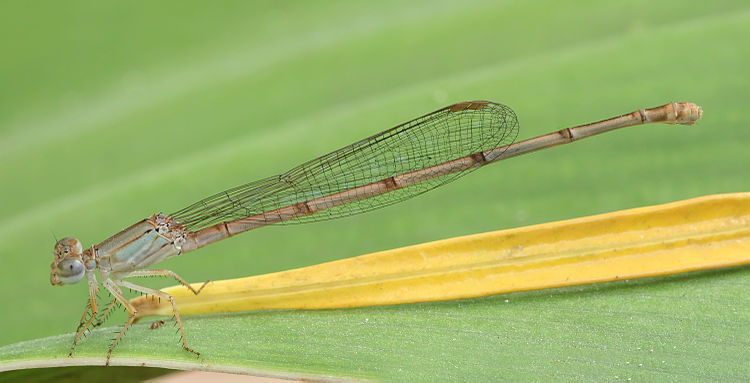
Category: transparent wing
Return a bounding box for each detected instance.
[171,101,518,231]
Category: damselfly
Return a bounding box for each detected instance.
[50,101,702,365]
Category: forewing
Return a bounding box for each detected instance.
[171,101,518,231]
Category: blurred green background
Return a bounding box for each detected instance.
[1,0,749,380]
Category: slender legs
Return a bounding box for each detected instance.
[102,279,136,366]
[94,298,118,327]
[126,269,210,295]
[69,270,99,357]
[68,269,208,366]
[118,279,201,358]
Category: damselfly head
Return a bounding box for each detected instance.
[50,237,85,285]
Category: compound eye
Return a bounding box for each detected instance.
[56,258,85,284]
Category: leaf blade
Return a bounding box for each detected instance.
[132,192,750,318]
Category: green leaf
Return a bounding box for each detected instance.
[1,0,749,381]
[3,269,750,380]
